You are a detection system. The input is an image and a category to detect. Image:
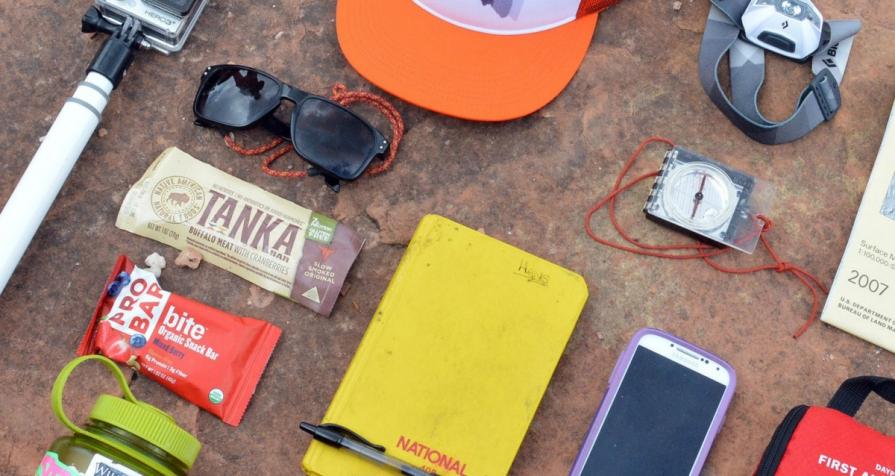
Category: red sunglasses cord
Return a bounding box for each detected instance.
[584,136,829,338]
[224,83,405,180]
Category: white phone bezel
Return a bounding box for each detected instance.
[637,333,731,386]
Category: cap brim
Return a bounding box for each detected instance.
[337,0,599,121]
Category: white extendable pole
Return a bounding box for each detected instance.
[0,72,113,294]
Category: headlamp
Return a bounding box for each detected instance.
[698,0,861,144]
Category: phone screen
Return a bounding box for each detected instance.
[579,345,727,475]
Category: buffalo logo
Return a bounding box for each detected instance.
[781,20,789,29]
[167,192,191,206]
[150,176,205,224]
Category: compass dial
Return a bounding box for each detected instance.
[661,163,738,231]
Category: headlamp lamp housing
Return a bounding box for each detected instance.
[742,0,823,60]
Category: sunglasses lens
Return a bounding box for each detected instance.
[196,67,281,127]
[293,98,378,179]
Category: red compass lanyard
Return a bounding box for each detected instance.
[584,137,829,338]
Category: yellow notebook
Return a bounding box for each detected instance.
[302,215,588,476]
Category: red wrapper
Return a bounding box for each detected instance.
[78,255,281,426]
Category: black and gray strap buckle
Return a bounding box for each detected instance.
[809,69,841,121]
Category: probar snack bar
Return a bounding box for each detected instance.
[78,255,281,426]
[116,147,364,316]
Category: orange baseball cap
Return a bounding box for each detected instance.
[337,0,620,121]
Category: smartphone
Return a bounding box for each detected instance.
[569,328,736,476]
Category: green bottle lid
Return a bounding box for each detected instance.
[90,395,201,469]
[52,356,203,475]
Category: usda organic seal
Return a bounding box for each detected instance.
[209,388,224,405]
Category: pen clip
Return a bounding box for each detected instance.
[319,423,387,452]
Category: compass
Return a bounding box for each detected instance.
[644,147,760,252]
[661,162,738,232]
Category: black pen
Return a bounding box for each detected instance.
[300,422,437,476]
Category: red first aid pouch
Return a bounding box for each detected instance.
[755,376,895,476]
[78,255,281,426]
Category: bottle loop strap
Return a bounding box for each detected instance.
[583,137,829,337]
[224,83,405,181]
[51,355,138,437]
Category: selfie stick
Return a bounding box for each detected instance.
[0,12,142,294]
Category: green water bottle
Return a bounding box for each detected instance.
[37,355,201,476]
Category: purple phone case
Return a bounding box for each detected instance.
[568,328,737,476]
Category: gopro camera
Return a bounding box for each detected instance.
[742,0,823,60]
[94,0,208,53]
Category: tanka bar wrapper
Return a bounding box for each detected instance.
[116,147,363,316]
[821,102,895,353]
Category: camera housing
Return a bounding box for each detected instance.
[741,0,823,60]
[94,0,208,54]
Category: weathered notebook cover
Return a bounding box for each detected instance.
[302,214,588,475]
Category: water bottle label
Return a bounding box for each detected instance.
[84,454,143,476]
[36,452,80,476]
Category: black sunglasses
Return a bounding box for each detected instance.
[193,65,389,189]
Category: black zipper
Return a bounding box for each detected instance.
[755,405,809,476]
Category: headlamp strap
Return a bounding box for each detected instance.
[699,0,861,145]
